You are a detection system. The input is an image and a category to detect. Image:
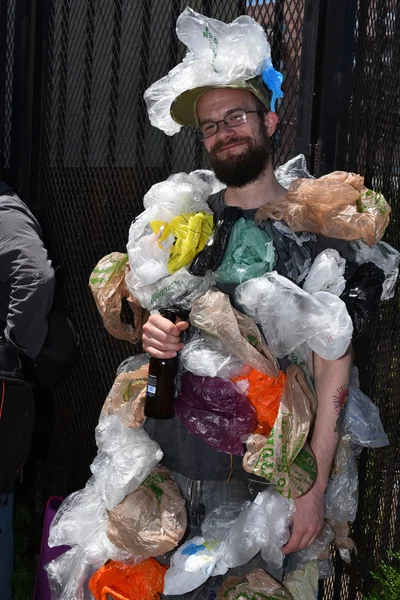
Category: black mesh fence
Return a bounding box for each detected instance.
[0,0,15,175]
[2,0,399,598]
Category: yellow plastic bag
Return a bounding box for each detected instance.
[151,211,214,273]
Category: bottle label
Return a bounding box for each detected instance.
[147,374,157,396]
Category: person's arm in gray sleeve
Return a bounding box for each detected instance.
[0,198,55,358]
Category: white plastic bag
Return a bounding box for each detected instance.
[45,546,96,600]
[127,232,173,285]
[343,365,389,448]
[235,272,353,359]
[275,154,314,190]
[180,334,249,378]
[303,249,346,296]
[144,8,272,135]
[92,416,163,509]
[350,239,400,300]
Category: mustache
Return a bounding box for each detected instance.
[210,136,252,155]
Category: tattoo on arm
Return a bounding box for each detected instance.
[333,384,349,433]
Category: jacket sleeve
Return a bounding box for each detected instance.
[0,197,55,358]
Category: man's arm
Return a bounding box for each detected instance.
[0,199,55,358]
[283,346,352,554]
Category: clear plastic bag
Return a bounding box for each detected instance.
[107,467,187,557]
[303,249,346,296]
[190,289,280,377]
[214,218,276,284]
[144,7,273,136]
[45,546,96,600]
[127,232,173,285]
[92,416,164,509]
[235,272,353,360]
[150,267,215,312]
[343,365,389,447]
[325,442,358,523]
[117,354,149,375]
[350,239,400,300]
[180,333,249,378]
[275,154,314,190]
[175,372,256,455]
[287,523,334,572]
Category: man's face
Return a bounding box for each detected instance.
[196,88,275,188]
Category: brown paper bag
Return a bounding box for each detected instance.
[107,467,187,557]
[89,252,148,342]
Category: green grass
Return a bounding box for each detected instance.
[363,552,400,599]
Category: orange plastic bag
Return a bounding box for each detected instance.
[232,368,286,435]
[89,558,167,600]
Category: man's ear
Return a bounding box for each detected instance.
[264,111,278,136]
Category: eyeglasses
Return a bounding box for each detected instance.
[197,110,265,140]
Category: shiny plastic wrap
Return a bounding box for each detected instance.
[101,367,148,429]
[150,267,215,312]
[232,368,286,435]
[180,333,249,378]
[343,365,389,448]
[175,372,257,455]
[340,262,385,339]
[89,558,167,600]
[89,252,148,342]
[107,467,187,556]
[144,8,275,136]
[283,561,319,600]
[92,416,164,509]
[274,154,314,190]
[235,272,353,360]
[214,218,276,284]
[256,172,391,246]
[350,239,399,301]
[190,289,280,377]
[243,364,317,498]
[216,569,294,600]
[303,249,346,296]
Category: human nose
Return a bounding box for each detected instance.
[215,119,235,139]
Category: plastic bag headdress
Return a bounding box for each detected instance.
[144,7,284,136]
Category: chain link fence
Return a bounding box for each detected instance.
[0,1,399,598]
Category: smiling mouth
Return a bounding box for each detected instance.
[217,141,247,153]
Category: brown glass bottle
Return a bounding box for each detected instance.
[144,310,179,419]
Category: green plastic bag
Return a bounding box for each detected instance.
[214,218,276,284]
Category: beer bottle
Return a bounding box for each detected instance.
[144,310,179,419]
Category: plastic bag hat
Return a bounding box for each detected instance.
[144,7,284,135]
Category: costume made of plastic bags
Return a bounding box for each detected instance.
[89,252,148,343]
[256,171,391,246]
[107,467,187,556]
[88,558,167,600]
[214,217,276,284]
[232,368,286,435]
[175,372,257,455]
[144,7,283,136]
[235,271,353,360]
[243,365,317,498]
[189,288,280,377]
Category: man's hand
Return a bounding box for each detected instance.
[283,486,324,554]
[142,313,189,359]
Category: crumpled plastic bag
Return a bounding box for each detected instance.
[214,218,276,284]
[283,560,319,600]
[343,365,389,448]
[340,262,385,339]
[150,211,214,273]
[126,231,173,287]
[303,249,346,296]
[232,368,286,435]
[189,206,243,277]
[45,545,97,600]
[92,416,164,510]
[235,271,353,360]
[256,171,391,246]
[275,154,314,190]
[101,365,148,429]
[107,467,187,556]
[117,354,149,375]
[190,289,280,377]
[287,523,334,571]
[325,440,358,523]
[175,372,257,455]
[144,7,274,136]
[89,252,148,342]
[180,333,249,379]
[216,568,294,600]
[150,267,215,312]
[350,239,399,300]
[243,364,317,498]
[163,535,228,596]
[89,558,167,600]
[326,519,356,563]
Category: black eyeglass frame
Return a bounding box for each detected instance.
[196,109,266,140]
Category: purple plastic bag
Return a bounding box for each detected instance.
[175,373,256,455]
[34,496,70,600]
